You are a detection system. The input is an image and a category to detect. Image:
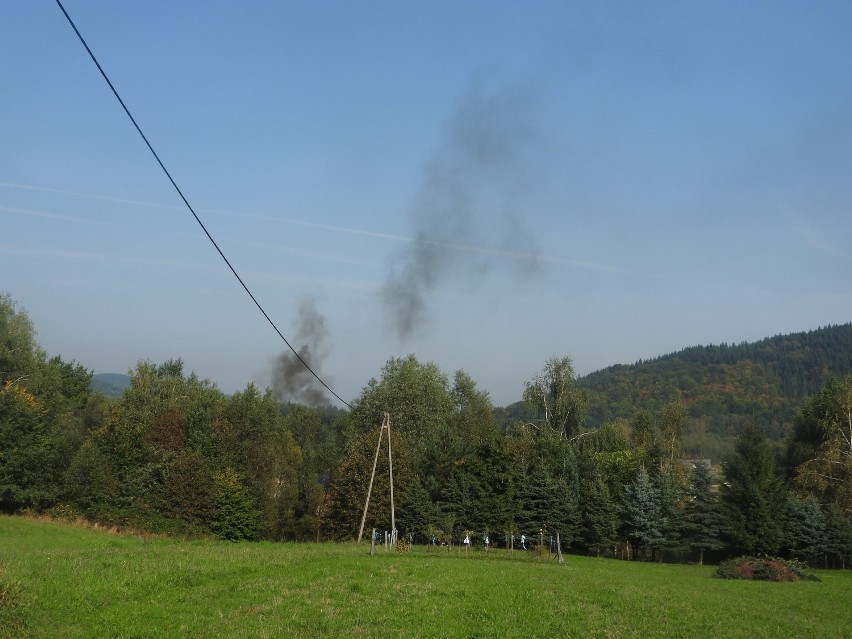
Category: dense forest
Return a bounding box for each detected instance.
[2,293,850,568]
[577,324,852,440]
[498,324,852,439]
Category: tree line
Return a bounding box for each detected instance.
[1,293,850,566]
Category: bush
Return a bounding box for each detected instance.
[714,556,820,582]
[210,468,261,541]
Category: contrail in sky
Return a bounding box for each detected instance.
[0,204,96,224]
[285,218,626,274]
[0,245,190,269]
[0,181,185,210]
[2,181,628,274]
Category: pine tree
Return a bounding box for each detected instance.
[823,504,852,569]
[653,470,685,561]
[621,467,664,560]
[515,465,579,543]
[681,462,724,564]
[440,440,512,535]
[721,425,787,556]
[783,494,826,567]
[579,474,619,557]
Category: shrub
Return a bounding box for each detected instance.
[714,556,820,582]
[210,468,261,541]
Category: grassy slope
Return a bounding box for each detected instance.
[1,516,850,639]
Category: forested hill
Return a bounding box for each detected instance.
[575,323,852,440]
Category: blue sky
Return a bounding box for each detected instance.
[3,1,851,407]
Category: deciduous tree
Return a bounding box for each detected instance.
[324,425,421,540]
[523,356,587,440]
[0,379,53,511]
[791,375,852,513]
[345,355,453,487]
[211,467,262,541]
[658,400,687,478]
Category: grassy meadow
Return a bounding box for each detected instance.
[1,516,850,639]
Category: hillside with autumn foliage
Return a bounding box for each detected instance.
[573,324,852,440]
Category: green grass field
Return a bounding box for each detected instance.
[1,516,850,639]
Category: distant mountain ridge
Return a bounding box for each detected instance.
[495,324,852,441]
[576,323,852,439]
[91,372,130,398]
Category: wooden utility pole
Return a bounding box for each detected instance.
[386,413,395,540]
[357,412,395,543]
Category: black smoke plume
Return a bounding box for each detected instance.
[270,298,331,407]
[382,77,542,337]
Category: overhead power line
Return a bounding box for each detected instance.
[53,0,353,410]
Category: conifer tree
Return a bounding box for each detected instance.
[681,462,724,564]
[579,474,619,557]
[823,504,852,569]
[621,467,664,560]
[721,425,786,555]
[515,465,579,543]
[653,470,684,560]
[783,494,827,567]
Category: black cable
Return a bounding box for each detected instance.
[53,0,353,410]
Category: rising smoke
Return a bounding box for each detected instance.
[382,77,542,337]
[270,297,332,407]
